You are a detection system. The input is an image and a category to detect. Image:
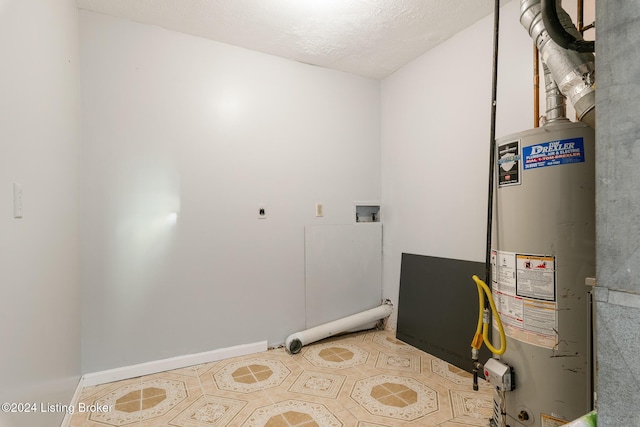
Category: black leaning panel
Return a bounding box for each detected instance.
[396,253,492,375]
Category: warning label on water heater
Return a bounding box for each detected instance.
[522,137,585,170]
[516,255,555,301]
[491,250,558,349]
[541,413,568,427]
[497,140,521,187]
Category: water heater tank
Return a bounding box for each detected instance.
[492,121,595,426]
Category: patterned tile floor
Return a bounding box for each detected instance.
[69,330,493,427]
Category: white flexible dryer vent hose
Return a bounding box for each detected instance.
[285,300,393,354]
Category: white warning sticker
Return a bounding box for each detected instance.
[492,289,523,329]
[495,251,516,294]
[491,251,558,349]
[523,299,557,335]
[541,413,568,427]
[516,255,555,301]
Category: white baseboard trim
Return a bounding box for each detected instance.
[81,340,268,388]
[60,376,85,427]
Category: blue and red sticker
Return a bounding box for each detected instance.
[522,137,585,170]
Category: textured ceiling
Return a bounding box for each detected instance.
[76,0,505,79]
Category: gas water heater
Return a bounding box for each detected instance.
[489,120,595,427]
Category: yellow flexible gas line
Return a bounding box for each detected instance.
[470,275,506,355]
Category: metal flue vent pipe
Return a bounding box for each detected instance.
[542,62,568,124]
[520,0,595,128]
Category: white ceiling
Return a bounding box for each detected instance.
[76,0,504,79]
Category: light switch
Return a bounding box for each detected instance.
[13,182,23,218]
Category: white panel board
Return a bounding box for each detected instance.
[304,224,382,328]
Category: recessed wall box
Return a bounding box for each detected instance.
[355,204,380,223]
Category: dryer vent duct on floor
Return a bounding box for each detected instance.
[285,301,393,354]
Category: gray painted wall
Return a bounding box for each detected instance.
[380,0,544,328]
[595,2,640,426]
[0,1,81,426]
[79,11,381,373]
[305,224,382,328]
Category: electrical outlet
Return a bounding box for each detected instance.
[258,204,267,219]
[315,203,324,217]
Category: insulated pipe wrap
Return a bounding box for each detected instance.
[520,0,595,127]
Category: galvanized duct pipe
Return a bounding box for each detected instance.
[542,62,568,124]
[533,44,540,127]
[520,0,595,128]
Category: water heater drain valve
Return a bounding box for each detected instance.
[484,358,514,391]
